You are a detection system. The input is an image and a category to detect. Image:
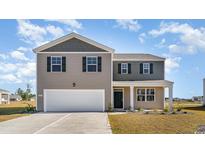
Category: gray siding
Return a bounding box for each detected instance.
[37,53,112,111]
[42,38,107,52]
[113,61,164,81]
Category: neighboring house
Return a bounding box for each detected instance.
[10,94,22,101]
[33,33,174,112]
[192,96,203,102]
[0,89,10,104]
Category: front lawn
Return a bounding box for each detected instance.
[0,101,36,122]
[108,102,205,134]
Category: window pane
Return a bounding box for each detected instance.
[137,96,145,101]
[144,68,149,74]
[147,96,154,101]
[121,63,127,69]
[88,65,96,72]
[52,65,61,72]
[87,57,97,64]
[137,89,145,94]
[147,89,155,94]
[52,57,61,64]
[122,68,127,74]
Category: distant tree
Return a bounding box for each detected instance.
[16,84,34,101]
[16,88,24,96]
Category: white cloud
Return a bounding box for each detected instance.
[17,19,47,46]
[138,33,146,44]
[10,50,29,61]
[0,74,22,83]
[17,46,31,52]
[0,61,36,84]
[115,20,141,32]
[46,25,65,38]
[0,53,8,60]
[149,21,205,54]
[155,38,166,48]
[16,62,36,78]
[168,44,196,54]
[0,62,17,73]
[47,19,82,29]
[163,54,181,73]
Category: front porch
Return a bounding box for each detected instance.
[112,80,174,111]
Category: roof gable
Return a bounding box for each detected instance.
[33,33,114,53]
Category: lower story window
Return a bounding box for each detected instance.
[136,88,155,102]
[146,89,155,101]
[137,89,145,101]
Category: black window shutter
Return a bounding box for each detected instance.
[140,63,143,74]
[128,63,131,74]
[150,63,153,74]
[98,56,102,72]
[118,63,121,74]
[62,56,66,72]
[82,57,86,72]
[47,56,51,72]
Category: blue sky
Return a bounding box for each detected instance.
[0,19,205,98]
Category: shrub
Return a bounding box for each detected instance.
[24,103,36,113]
[136,107,141,111]
[171,111,176,114]
[164,108,168,112]
[177,108,182,112]
[108,104,113,112]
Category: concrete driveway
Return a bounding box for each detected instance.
[0,112,112,134]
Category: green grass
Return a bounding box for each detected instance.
[108,102,205,134]
[0,101,36,122]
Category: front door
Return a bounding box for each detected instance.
[114,90,123,109]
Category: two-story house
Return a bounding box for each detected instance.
[33,32,174,112]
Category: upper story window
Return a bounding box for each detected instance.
[121,63,128,74]
[51,56,62,72]
[143,63,150,74]
[86,56,97,72]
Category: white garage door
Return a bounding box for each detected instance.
[44,89,105,112]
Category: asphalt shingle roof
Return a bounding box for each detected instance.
[113,53,165,61]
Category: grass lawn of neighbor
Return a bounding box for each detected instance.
[0,101,36,122]
[108,102,205,134]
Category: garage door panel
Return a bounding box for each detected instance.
[44,89,104,112]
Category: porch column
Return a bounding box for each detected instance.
[130,86,134,111]
[7,94,10,104]
[168,85,173,112]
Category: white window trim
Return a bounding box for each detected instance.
[86,56,98,72]
[136,88,155,102]
[143,63,150,74]
[51,56,62,72]
[121,63,128,74]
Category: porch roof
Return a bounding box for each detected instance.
[113,80,173,88]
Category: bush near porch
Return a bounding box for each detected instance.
[108,101,205,134]
[0,101,36,122]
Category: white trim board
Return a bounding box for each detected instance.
[113,80,174,87]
